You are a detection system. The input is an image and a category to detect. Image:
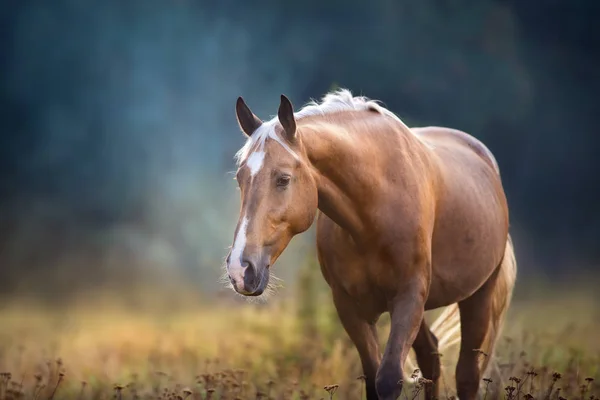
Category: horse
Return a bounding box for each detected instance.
[223,89,517,400]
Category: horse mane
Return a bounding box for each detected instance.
[234,88,417,166]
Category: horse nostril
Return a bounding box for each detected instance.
[241,259,255,272]
[241,259,258,285]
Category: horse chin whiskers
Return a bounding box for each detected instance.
[219,270,284,304]
[253,272,283,302]
[219,264,234,291]
[242,277,281,304]
[219,253,230,279]
[266,272,283,291]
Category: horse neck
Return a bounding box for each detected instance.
[298,113,419,241]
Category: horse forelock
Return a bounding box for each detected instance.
[234,88,428,167]
[234,119,298,168]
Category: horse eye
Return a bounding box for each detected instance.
[276,175,291,187]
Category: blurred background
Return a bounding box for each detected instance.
[0,0,599,302]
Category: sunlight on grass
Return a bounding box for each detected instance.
[0,280,598,399]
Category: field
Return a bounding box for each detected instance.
[0,274,598,400]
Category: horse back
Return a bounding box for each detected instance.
[411,126,500,175]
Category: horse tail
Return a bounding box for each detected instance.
[430,303,461,353]
[479,232,518,377]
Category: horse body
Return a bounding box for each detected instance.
[315,122,509,311]
[225,90,517,400]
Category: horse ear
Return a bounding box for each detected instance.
[236,97,263,137]
[278,94,296,142]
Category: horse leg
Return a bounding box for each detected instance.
[332,289,381,400]
[455,266,501,400]
[412,320,441,400]
[376,284,427,400]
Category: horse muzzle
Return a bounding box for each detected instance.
[226,253,270,296]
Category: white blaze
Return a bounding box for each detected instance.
[228,215,248,287]
[246,150,265,176]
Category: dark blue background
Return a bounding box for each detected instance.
[1,0,598,296]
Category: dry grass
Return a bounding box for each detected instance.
[0,281,598,400]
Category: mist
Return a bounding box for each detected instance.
[0,0,323,296]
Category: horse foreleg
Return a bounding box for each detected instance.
[412,320,441,400]
[332,289,381,400]
[376,284,427,400]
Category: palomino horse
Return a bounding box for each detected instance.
[224,89,517,400]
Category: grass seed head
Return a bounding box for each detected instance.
[552,372,563,381]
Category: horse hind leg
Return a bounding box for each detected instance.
[411,320,441,400]
[455,235,518,400]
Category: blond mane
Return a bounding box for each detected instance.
[234,88,419,166]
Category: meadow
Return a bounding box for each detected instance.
[0,264,598,400]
